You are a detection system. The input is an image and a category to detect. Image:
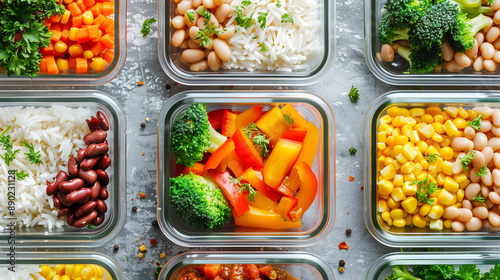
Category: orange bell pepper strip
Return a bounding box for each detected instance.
[285,121,319,192]
[181,162,205,176]
[263,138,302,189]
[234,206,301,229]
[226,150,246,178]
[255,106,289,146]
[235,105,263,130]
[247,191,278,212]
[276,196,298,221]
[208,109,225,130]
[275,183,294,197]
[241,168,282,201]
[204,264,223,280]
[221,110,237,137]
[280,128,307,142]
[289,161,318,221]
[280,104,308,129]
[206,169,249,217]
[232,128,263,170]
[205,138,235,170]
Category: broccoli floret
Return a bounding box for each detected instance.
[171,103,226,167]
[448,13,490,52]
[170,173,231,230]
[378,0,430,44]
[397,44,442,73]
[378,12,410,44]
[446,0,493,17]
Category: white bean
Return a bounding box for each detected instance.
[217,25,235,40]
[480,119,492,132]
[493,169,500,186]
[172,15,186,29]
[443,206,460,219]
[482,168,493,186]
[213,38,231,61]
[474,132,488,150]
[490,191,500,204]
[453,152,466,174]
[464,126,476,139]
[457,208,473,222]
[488,137,500,151]
[492,126,500,137]
[482,185,491,198]
[172,29,187,47]
[473,150,486,169]
[473,206,489,219]
[181,49,205,63]
[465,183,481,201]
[451,221,465,232]
[489,211,500,227]
[495,153,500,169]
[215,4,230,23]
[463,199,473,210]
[474,107,495,119]
[207,51,221,71]
[483,146,494,165]
[466,217,483,231]
[470,167,481,183]
[451,137,469,151]
[189,59,208,71]
[177,0,193,15]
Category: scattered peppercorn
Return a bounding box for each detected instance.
[150,238,157,245]
[165,84,171,90]
[160,252,166,259]
[132,206,138,212]
[346,229,352,235]
[361,185,364,190]
[141,122,146,128]
[138,81,144,86]
[339,267,345,273]
[152,220,158,227]
[339,260,345,267]
[138,253,144,259]
[114,245,120,250]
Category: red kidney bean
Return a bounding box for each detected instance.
[83,130,107,145]
[80,157,99,170]
[96,157,111,170]
[103,153,109,159]
[67,213,75,226]
[53,196,61,209]
[59,178,85,193]
[68,155,79,178]
[80,196,90,204]
[100,187,109,200]
[57,191,74,207]
[96,199,107,214]
[57,208,71,218]
[86,116,101,132]
[96,169,109,186]
[92,213,105,226]
[85,143,109,158]
[74,201,97,218]
[103,139,108,145]
[90,181,102,201]
[78,168,97,184]
[74,210,98,228]
[97,111,109,131]
[77,149,86,163]
[46,171,69,196]
[67,188,91,204]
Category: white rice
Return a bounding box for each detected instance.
[0,265,42,280]
[0,106,91,231]
[224,0,321,71]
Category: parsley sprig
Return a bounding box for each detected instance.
[235,5,254,29]
[276,0,282,7]
[411,176,438,206]
[468,115,482,131]
[281,13,293,24]
[459,150,475,172]
[425,153,439,163]
[0,126,20,166]
[243,123,271,157]
[230,176,256,202]
[473,193,486,203]
[283,114,294,125]
[141,18,157,37]
[15,170,28,181]
[257,12,268,29]
[477,164,488,178]
[261,42,268,53]
[349,147,357,155]
[348,86,359,103]
[21,141,42,165]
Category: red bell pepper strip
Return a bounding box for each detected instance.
[208,109,225,130]
[235,105,263,130]
[289,161,318,221]
[232,128,263,170]
[181,162,205,176]
[206,169,249,217]
[226,150,246,178]
[280,128,307,142]
[241,168,282,202]
[221,110,237,137]
[205,138,235,170]
[276,196,298,221]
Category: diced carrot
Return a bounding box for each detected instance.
[50,30,62,43]
[104,25,114,36]
[60,29,70,43]
[90,42,106,56]
[49,23,62,33]
[44,19,51,27]
[76,27,90,44]
[67,2,82,16]
[43,43,54,55]
[95,0,104,3]
[49,14,61,23]
[72,15,83,28]
[88,25,99,40]
[75,57,88,73]
[84,0,95,7]
[102,2,114,16]
[98,33,113,48]
[69,57,77,69]
[100,18,114,31]
[102,48,114,63]
[46,56,59,74]
[76,0,87,12]
[54,51,66,57]
[93,14,106,27]
[91,3,103,17]
[39,57,48,73]
[60,22,72,31]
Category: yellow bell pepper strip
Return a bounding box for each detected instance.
[226,150,246,177]
[276,196,298,221]
[235,206,302,229]
[235,105,264,130]
[263,138,303,189]
[289,161,318,221]
[285,121,319,192]
[255,106,290,146]
[221,110,237,137]
[206,169,249,217]
[241,168,282,201]
[181,162,206,176]
[205,138,235,170]
[280,104,308,129]
[247,191,279,212]
[208,109,225,130]
[232,127,264,170]
[280,128,307,142]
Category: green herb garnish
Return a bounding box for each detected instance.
[281,13,293,24]
[411,176,439,206]
[0,125,13,151]
[473,193,486,203]
[141,18,157,37]
[349,147,357,155]
[15,170,28,180]
[488,0,494,5]
[243,123,260,138]
[459,150,475,172]
[468,114,482,131]
[186,10,196,23]
[348,86,359,103]
[425,153,439,163]
[261,42,268,53]
[88,223,95,229]
[257,11,268,29]
[276,0,282,7]
[235,6,253,29]
[21,141,42,165]
[195,30,211,47]
[283,114,294,125]
[243,123,271,157]
[242,0,252,6]
[477,164,488,177]
[230,176,256,202]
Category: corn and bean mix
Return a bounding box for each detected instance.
[377,105,500,232]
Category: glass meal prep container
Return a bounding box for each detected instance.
[158,251,335,280]
[0,0,126,86]
[364,90,500,247]
[366,251,500,279]
[364,0,500,85]
[0,251,124,280]
[157,90,335,247]
[157,0,335,86]
[0,90,126,248]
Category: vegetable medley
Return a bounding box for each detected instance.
[386,264,500,280]
[170,103,320,230]
[175,264,298,280]
[36,264,109,280]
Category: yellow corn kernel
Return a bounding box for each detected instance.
[138,253,144,258]
[441,136,451,147]
[455,131,464,137]
[393,174,404,187]
[401,108,410,117]
[380,164,397,180]
[388,197,401,209]
[443,219,453,228]
[54,40,68,53]
[386,136,395,147]
[412,214,427,228]
[422,114,434,124]
[392,116,407,127]
[467,110,478,120]
[396,153,410,164]
[459,178,470,189]
[393,218,406,227]
[81,265,96,280]
[443,177,459,193]
[72,264,85,279]
[393,145,403,157]
[415,171,429,181]
[433,141,441,151]
[457,107,468,119]
[92,265,103,277]
[437,189,455,205]
[378,199,390,212]
[405,213,413,225]
[429,219,443,231]
[453,118,467,129]
[60,9,71,24]
[414,148,424,162]
[402,181,418,195]
[384,156,394,166]
[403,173,416,182]
[440,161,453,176]
[420,159,430,170]
[412,163,423,176]
[381,211,391,221]
[432,133,444,143]
[69,27,78,41]
[418,124,436,138]
[409,130,420,143]
[457,189,464,202]
[434,114,444,124]
[377,156,386,171]
[40,265,51,277]
[53,276,61,280]
[378,132,387,143]
[55,265,65,276]
[444,106,459,118]
[453,173,467,184]
[380,115,392,123]
[401,197,418,214]
[392,160,402,170]
[379,193,390,200]
[387,107,402,117]
[426,145,438,155]
[391,187,406,202]
[428,205,444,219]
[394,135,409,145]
[61,275,70,280]
[439,147,454,161]
[431,122,445,135]
[82,10,94,25]
[410,108,425,118]
[401,125,412,137]
[436,172,446,185]
[83,49,95,59]
[75,278,83,280]
[90,57,107,72]
[428,158,443,177]
[65,265,74,278]
[401,162,415,174]
[402,143,418,160]
[419,203,432,216]
[377,143,386,150]
[45,271,56,280]
[406,117,417,127]
[56,58,69,72]
[391,127,402,137]
[443,120,459,137]
[390,208,405,220]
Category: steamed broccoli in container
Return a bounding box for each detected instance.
[378,0,492,73]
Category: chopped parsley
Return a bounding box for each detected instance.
[349,147,357,155]
[477,164,488,177]
[488,0,494,5]
[242,0,252,6]
[276,0,282,7]
[21,141,42,165]
[235,6,254,29]
[243,123,271,157]
[0,126,20,166]
[141,18,157,37]
[15,170,29,181]
[473,193,486,203]
[230,176,256,202]
[281,13,293,24]
[202,10,211,20]
[283,114,294,125]
[88,223,95,229]
[186,10,196,23]
[257,11,268,29]
[348,86,359,103]
[411,176,439,206]
[243,123,260,138]
[468,114,482,131]
[195,30,211,47]
[459,150,475,172]
[261,42,268,53]
[425,153,439,163]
